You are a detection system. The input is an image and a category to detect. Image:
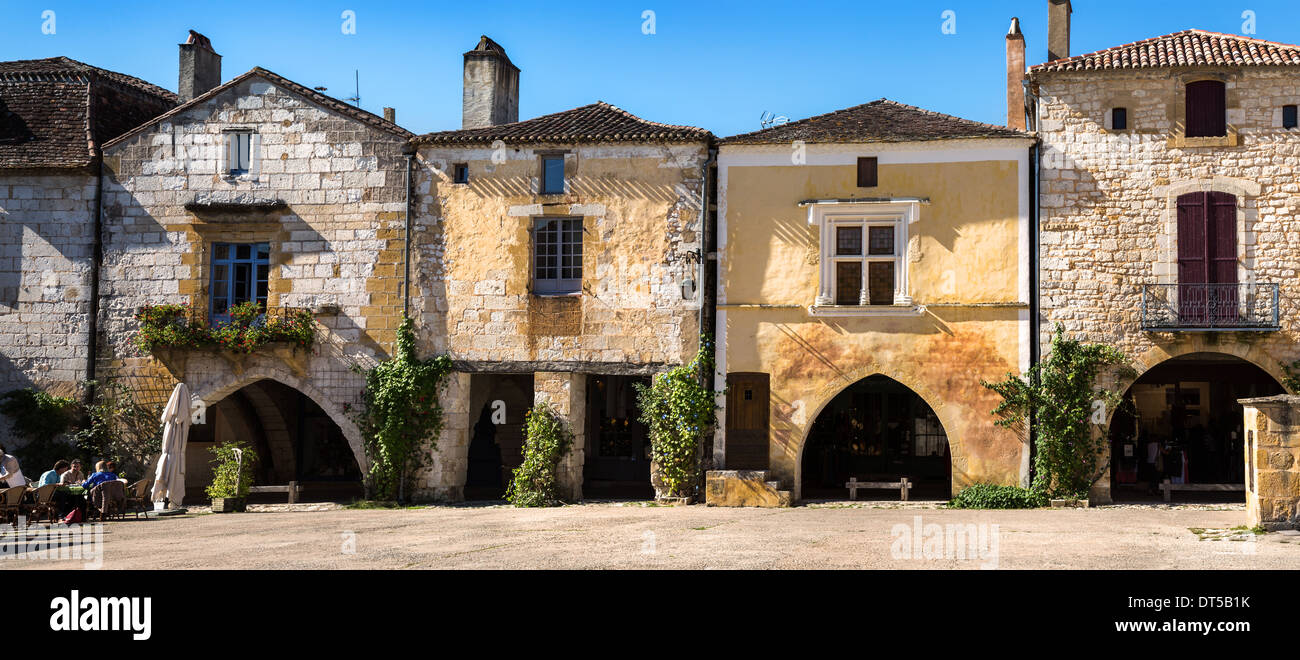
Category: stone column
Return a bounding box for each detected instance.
[418,371,470,501]
[534,371,586,502]
[1239,395,1300,530]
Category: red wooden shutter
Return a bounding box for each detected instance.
[1208,191,1237,285]
[857,157,878,188]
[1186,81,1226,137]
[1177,192,1208,285]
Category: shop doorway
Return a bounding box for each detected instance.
[466,374,533,500]
[801,375,951,500]
[583,375,653,499]
[1108,353,1283,502]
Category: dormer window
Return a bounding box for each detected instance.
[225,130,254,176]
[1185,81,1226,138]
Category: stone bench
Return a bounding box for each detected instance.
[846,477,912,501]
[1159,479,1243,502]
[247,481,302,504]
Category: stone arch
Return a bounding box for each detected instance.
[237,381,296,482]
[1106,342,1287,417]
[789,363,965,500]
[193,365,368,474]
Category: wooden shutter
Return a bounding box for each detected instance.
[857,157,878,188]
[1177,192,1208,286]
[1208,191,1237,285]
[1185,81,1226,137]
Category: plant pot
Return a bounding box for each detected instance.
[211,497,246,513]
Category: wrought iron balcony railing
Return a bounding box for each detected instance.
[1140,283,1280,331]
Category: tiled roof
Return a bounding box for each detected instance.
[1030,29,1300,73]
[103,67,414,150]
[411,102,712,145]
[0,56,176,169]
[721,99,1029,145]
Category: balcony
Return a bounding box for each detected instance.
[1140,283,1280,332]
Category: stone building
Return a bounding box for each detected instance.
[97,34,414,499]
[713,100,1035,504]
[408,37,714,501]
[1025,1,1300,501]
[0,55,175,448]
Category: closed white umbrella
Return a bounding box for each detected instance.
[152,383,192,507]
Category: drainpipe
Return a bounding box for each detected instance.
[1026,81,1044,489]
[403,152,414,319]
[86,152,104,405]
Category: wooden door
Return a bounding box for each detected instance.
[725,373,770,470]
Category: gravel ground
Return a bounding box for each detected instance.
[8,500,1298,570]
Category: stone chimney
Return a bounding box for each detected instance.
[178,30,221,103]
[1048,0,1072,62]
[383,107,396,123]
[462,35,519,129]
[1006,18,1026,130]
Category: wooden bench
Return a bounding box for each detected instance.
[246,481,302,504]
[845,477,912,501]
[1159,479,1243,502]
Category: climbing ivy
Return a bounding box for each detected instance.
[0,387,80,470]
[634,335,719,501]
[505,402,573,507]
[981,325,1130,500]
[349,316,453,502]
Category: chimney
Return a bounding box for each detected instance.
[1048,0,1072,62]
[383,107,396,123]
[1006,18,1026,130]
[178,30,221,103]
[462,35,519,129]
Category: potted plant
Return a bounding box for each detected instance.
[206,441,257,512]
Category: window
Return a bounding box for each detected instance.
[226,131,253,175]
[1185,80,1226,138]
[541,156,565,194]
[210,242,269,323]
[1111,107,1128,130]
[1284,105,1298,129]
[533,217,582,294]
[453,163,469,184]
[857,157,878,188]
[829,220,897,305]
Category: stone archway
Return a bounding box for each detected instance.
[192,364,368,474]
[788,364,967,501]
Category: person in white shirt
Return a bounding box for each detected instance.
[0,446,25,488]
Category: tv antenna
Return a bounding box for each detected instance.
[345,70,361,107]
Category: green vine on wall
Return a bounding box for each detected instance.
[505,402,573,507]
[134,301,315,354]
[634,335,719,501]
[348,316,453,502]
[981,325,1131,500]
[1280,360,1300,393]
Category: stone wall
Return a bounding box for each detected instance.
[1239,395,1300,530]
[0,172,97,447]
[1035,68,1300,370]
[99,74,413,476]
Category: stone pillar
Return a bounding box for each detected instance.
[418,371,470,502]
[1239,395,1300,530]
[534,371,586,502]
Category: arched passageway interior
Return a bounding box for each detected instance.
[802,375,951,500]
[186,379,363,502]
[1108,353,1284,502]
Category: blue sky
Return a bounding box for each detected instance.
[3,1,1299,137]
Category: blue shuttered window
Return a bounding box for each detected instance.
[210,242,270,323]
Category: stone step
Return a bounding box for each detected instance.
[705,470,791,508]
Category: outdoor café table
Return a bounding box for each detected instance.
[54,485,87,519]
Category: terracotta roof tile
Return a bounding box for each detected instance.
[1030,29,1300,73]
[411,101,711,146]
[721,99,1028,145]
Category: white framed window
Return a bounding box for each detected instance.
[807,200,920,315]
[223,129,258,177]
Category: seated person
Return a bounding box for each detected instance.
[0,445,24,488]
[39,460,71,486]
[82,461,120,490]
[60,459,85,485]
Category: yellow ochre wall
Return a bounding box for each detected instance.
[719,141,1033,498]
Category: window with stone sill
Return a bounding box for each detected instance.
[807,201,916,312]
[210,242,269,323]
[532,217,582,295]
[223,129,259,178]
